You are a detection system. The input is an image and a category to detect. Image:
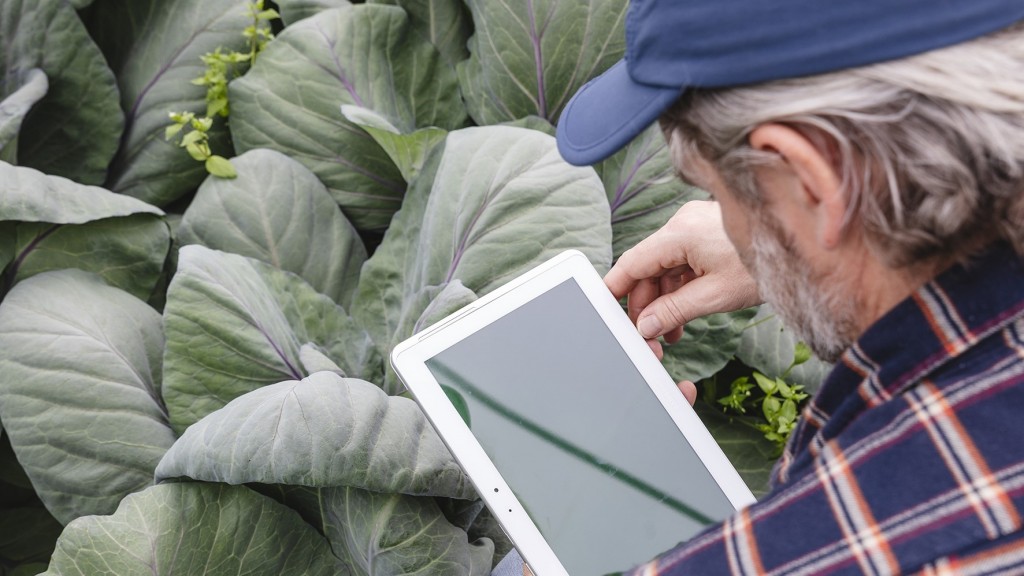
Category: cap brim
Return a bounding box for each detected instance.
[556,60,682,166]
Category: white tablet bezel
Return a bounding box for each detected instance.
[391,250,756,576]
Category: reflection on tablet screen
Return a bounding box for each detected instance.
[425,279,737,575]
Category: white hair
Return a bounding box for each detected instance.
[660,22,1024,266]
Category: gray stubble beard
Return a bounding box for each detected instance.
[740,213,860,364]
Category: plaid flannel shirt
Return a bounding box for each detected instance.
[630,243,1024,575]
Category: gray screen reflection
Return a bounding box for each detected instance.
[425,279,737,575]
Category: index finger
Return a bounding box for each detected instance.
[604,233,688,299]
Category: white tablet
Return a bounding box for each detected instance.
[391,250,756,576]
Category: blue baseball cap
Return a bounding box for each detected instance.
[556,0,1024,166]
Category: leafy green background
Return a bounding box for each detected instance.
[0,0,832,573]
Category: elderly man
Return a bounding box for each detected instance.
[504,0,1024,574]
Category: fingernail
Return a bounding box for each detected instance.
[638,315,662,339]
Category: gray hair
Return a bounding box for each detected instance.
[660,22,1024,266]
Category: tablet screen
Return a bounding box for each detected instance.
[424,279,737,575]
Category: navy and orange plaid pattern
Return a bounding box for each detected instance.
[631,243,1024,575]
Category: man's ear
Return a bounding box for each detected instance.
[749,123,847,249]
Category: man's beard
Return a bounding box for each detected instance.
[739,213,859,364]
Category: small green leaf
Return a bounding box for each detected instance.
[180,130,204,148]
[205,155,237,178]
[752,371,777,395]
[191,117,213,132]
[164,123,184,140]
[763,396,782,420]
[793,342,812,367]
[780,399,798,423]
[185,142,208,161]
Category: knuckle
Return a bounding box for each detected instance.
[662,295,692,327]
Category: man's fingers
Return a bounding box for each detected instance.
[605,232,689,299]
[635,275,736,339]
[677,380,697,405]
[646,338,664,360]
[628,278,660,324]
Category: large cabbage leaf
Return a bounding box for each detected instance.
[0,69,47,163]
[661,308,758,385]
[0,0,122,184]
[352,126,611,391]
[457,0,626,125]
[162,246,380,433]
[86,0,251,206]
[156,372,474,499]
[275,0,350,25]
[40,483,338,576]
[0,270,175,525]
[231,4,468,231]
[0,162,169,301]
[369,0,473,67]
[736,304,832,394]
[596,125,708,261]
[274,486,494,576]
[178,149,366,308]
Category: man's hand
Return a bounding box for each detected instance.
[605,200,761,373]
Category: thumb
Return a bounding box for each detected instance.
[636,275,744,339]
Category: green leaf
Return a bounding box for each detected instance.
[156,372,474,499]
[162,246,380,433]
[0,161,162,224]
[368,0,473,66]
[694,403,777,497]
[596,125,708,261]
[500,115,556,135]
[353,126,612,382]
[737,305,832,395]
[457,0,627,125]
[380,280,479,393]
[0,162,170,300]
[40,483,338,576]
[85,0,252,206]
[274,0,351,26]
[0,270,175,525]
[661,308,758,384]
[1,0,122,184]
[287,486,494,576]
[0,69,48,163]
[753,372,777,395]
[341,105,448,183]
[299,343,347,377]
[178,149,367,308]
[792,341,812,367]
[230,4,468,231]
[6,216,171,302]
[204,154,237,178]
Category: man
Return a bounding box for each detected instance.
[551,0,1024,573]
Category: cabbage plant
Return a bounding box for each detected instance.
[0,0,824,574]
